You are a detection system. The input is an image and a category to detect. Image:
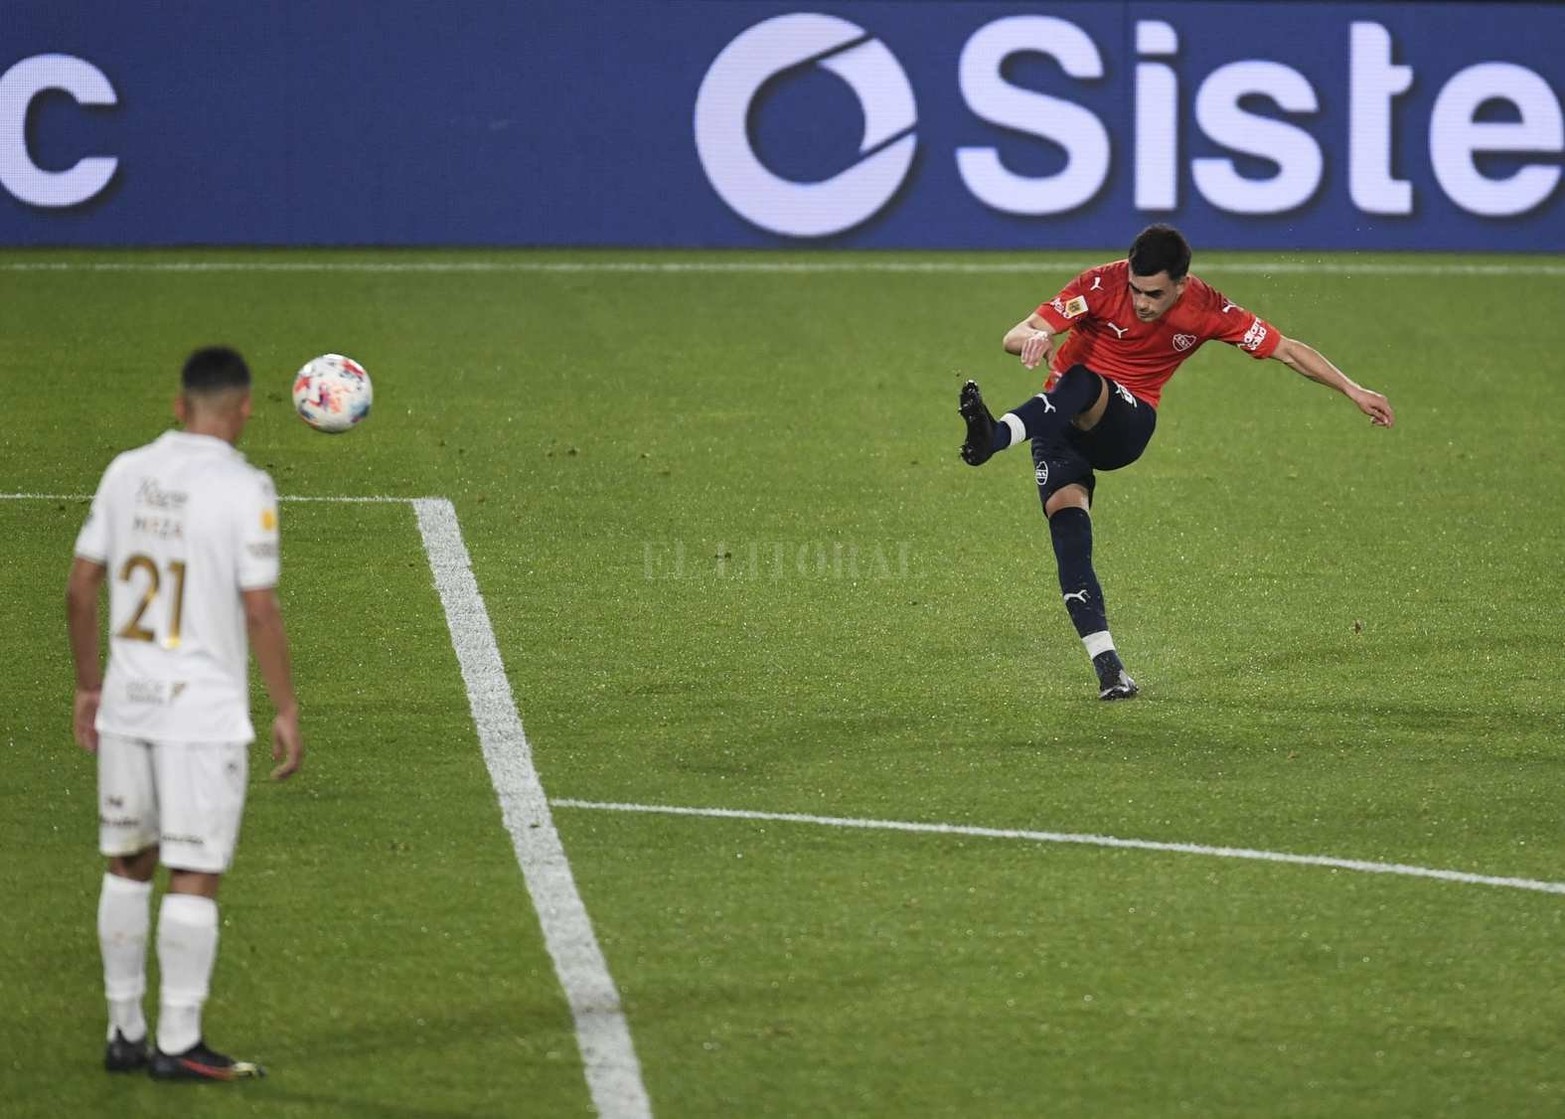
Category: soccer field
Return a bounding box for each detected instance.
[2,249,1562,1118]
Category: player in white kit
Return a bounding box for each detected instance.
[66,346,303,1081]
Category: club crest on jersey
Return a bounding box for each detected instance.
[1172,333,1196,352]
[1034,461,1049,486]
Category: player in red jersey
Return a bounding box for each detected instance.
[958,224,1395,700]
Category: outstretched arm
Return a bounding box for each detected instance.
[1271,336,1395,427]
[1003,312,1059,371]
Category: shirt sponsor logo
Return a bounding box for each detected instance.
[136,478,188,510]
[1061,295,1088,319]
[122,679,189,705]
[1172,333,1196,351]
[1241,318,1269,352]
[1105,321,1129,339]
[125,679,170,704]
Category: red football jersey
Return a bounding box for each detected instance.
[1032,259,1281,408]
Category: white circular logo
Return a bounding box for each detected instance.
[694,13,917,238]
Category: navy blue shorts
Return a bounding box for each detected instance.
[1030,370,1157,511]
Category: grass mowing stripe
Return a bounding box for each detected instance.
[413,498,652,1119]
[3,260,1565,276]
[40,480,1556,896]
[551,800,1565,898]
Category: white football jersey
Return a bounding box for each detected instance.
[75,431,280,743]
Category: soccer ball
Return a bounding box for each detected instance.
[292,354,373,434]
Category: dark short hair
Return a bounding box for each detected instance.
[1128,224,1191,281]
[181,346,251,394]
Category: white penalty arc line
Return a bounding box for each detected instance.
[551,800,1565,897]
[413,498,651,1119]
[3,259,1565,277]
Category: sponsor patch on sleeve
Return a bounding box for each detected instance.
[261,508,278,532]
[1241,318,1269,353]
[1061,295,1088,320]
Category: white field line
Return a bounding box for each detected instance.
[2,259,1564,277]
[413,498,651,1119]
[552,799,1565,898]
[3,490,649,1117]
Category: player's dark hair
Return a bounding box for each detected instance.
[1128,224,1191,281]
[181,346,251,394]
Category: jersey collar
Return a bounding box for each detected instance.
[159,429,242,457]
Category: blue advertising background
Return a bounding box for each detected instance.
[2,1,1561,249]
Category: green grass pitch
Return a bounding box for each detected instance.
[1,248,1561,1117]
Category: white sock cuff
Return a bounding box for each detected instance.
[160,893,218,928]
[103,873,153,899]
[1083,631,1116,659]
[1000,413,1027,446]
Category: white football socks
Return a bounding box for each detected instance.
[98,873,152,1042]
[156,893,219,1055]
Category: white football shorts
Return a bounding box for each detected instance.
[97,733,250,873]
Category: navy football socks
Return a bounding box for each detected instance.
[998,366,1103,449]
[1048,504,1130,686]
[1048,507,1109,639]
